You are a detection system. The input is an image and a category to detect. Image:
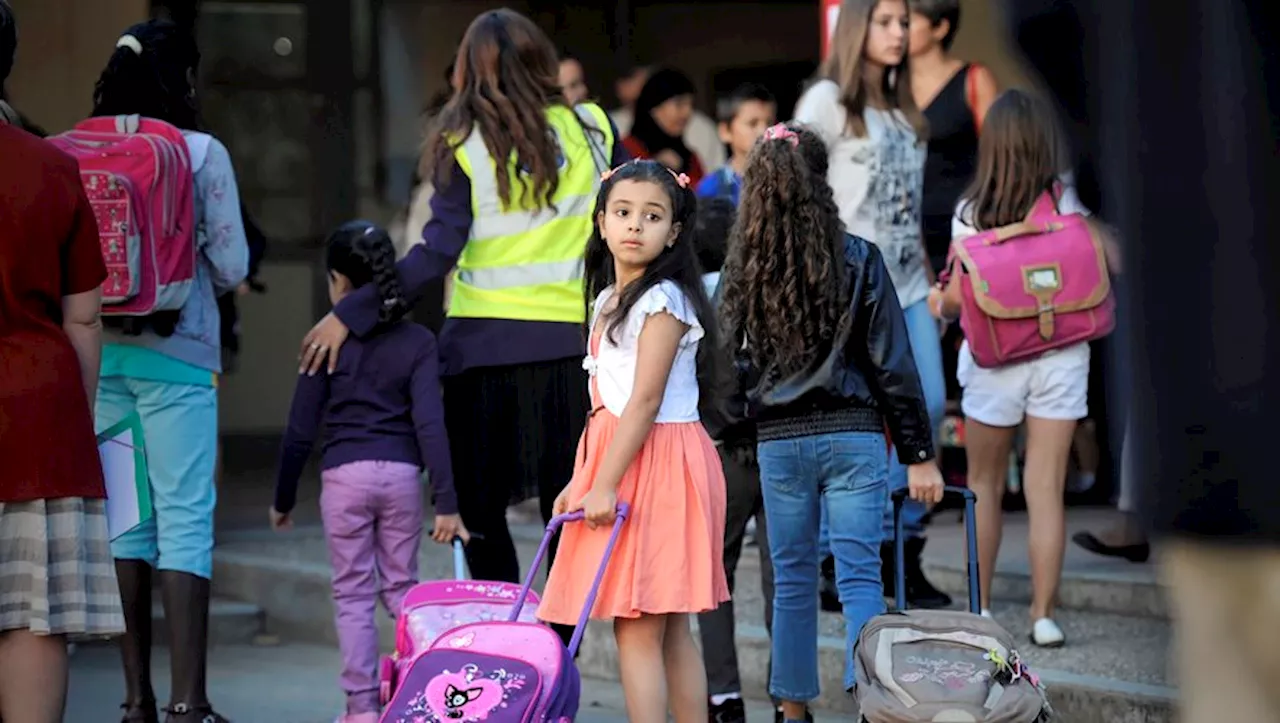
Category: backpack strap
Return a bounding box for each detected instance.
[966,64,984,135]
[184,132,214,174]
[1025,184,1066,222]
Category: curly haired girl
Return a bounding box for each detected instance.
[719,122,943,720]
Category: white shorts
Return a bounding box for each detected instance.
[957,341,1090,427]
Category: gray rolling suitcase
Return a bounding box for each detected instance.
[854,487,1053,722]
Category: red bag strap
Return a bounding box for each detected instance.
[1027,182,1066,222]
[966,64,984,135]
[937,243,961,285]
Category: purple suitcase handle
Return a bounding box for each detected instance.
[509,502,631,657]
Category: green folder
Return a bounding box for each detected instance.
[96,413,154,541]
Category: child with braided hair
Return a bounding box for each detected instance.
[272,221,464,723]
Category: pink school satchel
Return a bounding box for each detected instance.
[49,114,196,316]
[943,191,1115,368]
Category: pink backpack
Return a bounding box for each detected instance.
[944,191,1115,368]
[49,114,196,317]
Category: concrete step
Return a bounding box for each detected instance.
[916,508,1167,619]
[211,524,1174,722]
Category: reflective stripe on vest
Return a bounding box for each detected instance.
[456,257,585,290]
[449,103,612,322]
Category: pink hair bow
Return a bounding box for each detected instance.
[599,162,691,189]
[763,123,799,146]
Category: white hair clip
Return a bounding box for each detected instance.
[116,35,143,55]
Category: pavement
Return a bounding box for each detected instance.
[67,642,845,723]
[198,459,1174,722]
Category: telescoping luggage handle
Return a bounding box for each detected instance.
[450,538,468,580]
[508,502,631,658]
[892,487,980,615]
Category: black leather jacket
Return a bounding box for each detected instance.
[734,235,935,465]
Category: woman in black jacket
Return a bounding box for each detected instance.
[718,122,944,720]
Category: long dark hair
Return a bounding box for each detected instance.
[583,160,717,386]
[958,89,1064,231]
[820,0,927,138]
[720,123,848,376]
[92,19,201,130]
[422,9,565,209]
[629,68,697,169]
[0,0,14,91]
[326,221,406,327]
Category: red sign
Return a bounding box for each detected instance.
[821,0,841,59]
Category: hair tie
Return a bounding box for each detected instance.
[598,160,690,189]
[762,123,799,147]
[116,35,143,55]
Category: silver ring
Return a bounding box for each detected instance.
[310,342,321,350]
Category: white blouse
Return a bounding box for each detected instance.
[584,281,704,423]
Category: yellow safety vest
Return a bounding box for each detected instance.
[449,103,613,323]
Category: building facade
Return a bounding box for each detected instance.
[7,0,1036,442]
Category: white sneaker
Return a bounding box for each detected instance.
[980,609,993,619]
[1031,617,1065,647]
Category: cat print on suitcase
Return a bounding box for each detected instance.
[386,649,539,723]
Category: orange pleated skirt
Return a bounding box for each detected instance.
[537,408,730,623]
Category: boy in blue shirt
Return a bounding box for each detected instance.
[696,83,777,207]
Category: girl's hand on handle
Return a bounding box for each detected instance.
[572,487,617,529]
[269,507,292,532]
[299,312,349,376]
[432,514,470,545]
[551,486,572,517]
[906,462,945,506]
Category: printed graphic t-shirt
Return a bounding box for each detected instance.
[795,80,930,309]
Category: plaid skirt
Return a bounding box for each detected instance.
[0,497,124,639]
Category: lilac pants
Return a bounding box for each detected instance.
[321,460,424,714]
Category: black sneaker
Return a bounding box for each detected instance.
[772,706,815,723]
[709,697,747,723]
[882,539,952,609]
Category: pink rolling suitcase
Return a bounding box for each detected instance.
[379,504,629,723]
[379,538,543,705]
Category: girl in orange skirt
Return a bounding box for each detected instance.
[539,159,730,723]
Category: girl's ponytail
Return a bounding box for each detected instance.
[349,226,406,325]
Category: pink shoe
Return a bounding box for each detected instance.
[335,713,379,723]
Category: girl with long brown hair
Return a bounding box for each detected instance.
[931,89,1103,648]
[795,0,952,609]
[299,9,626,648]
[719,122,942,721]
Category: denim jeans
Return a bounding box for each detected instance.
[759,431,889,701]
[880,298,947,541]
